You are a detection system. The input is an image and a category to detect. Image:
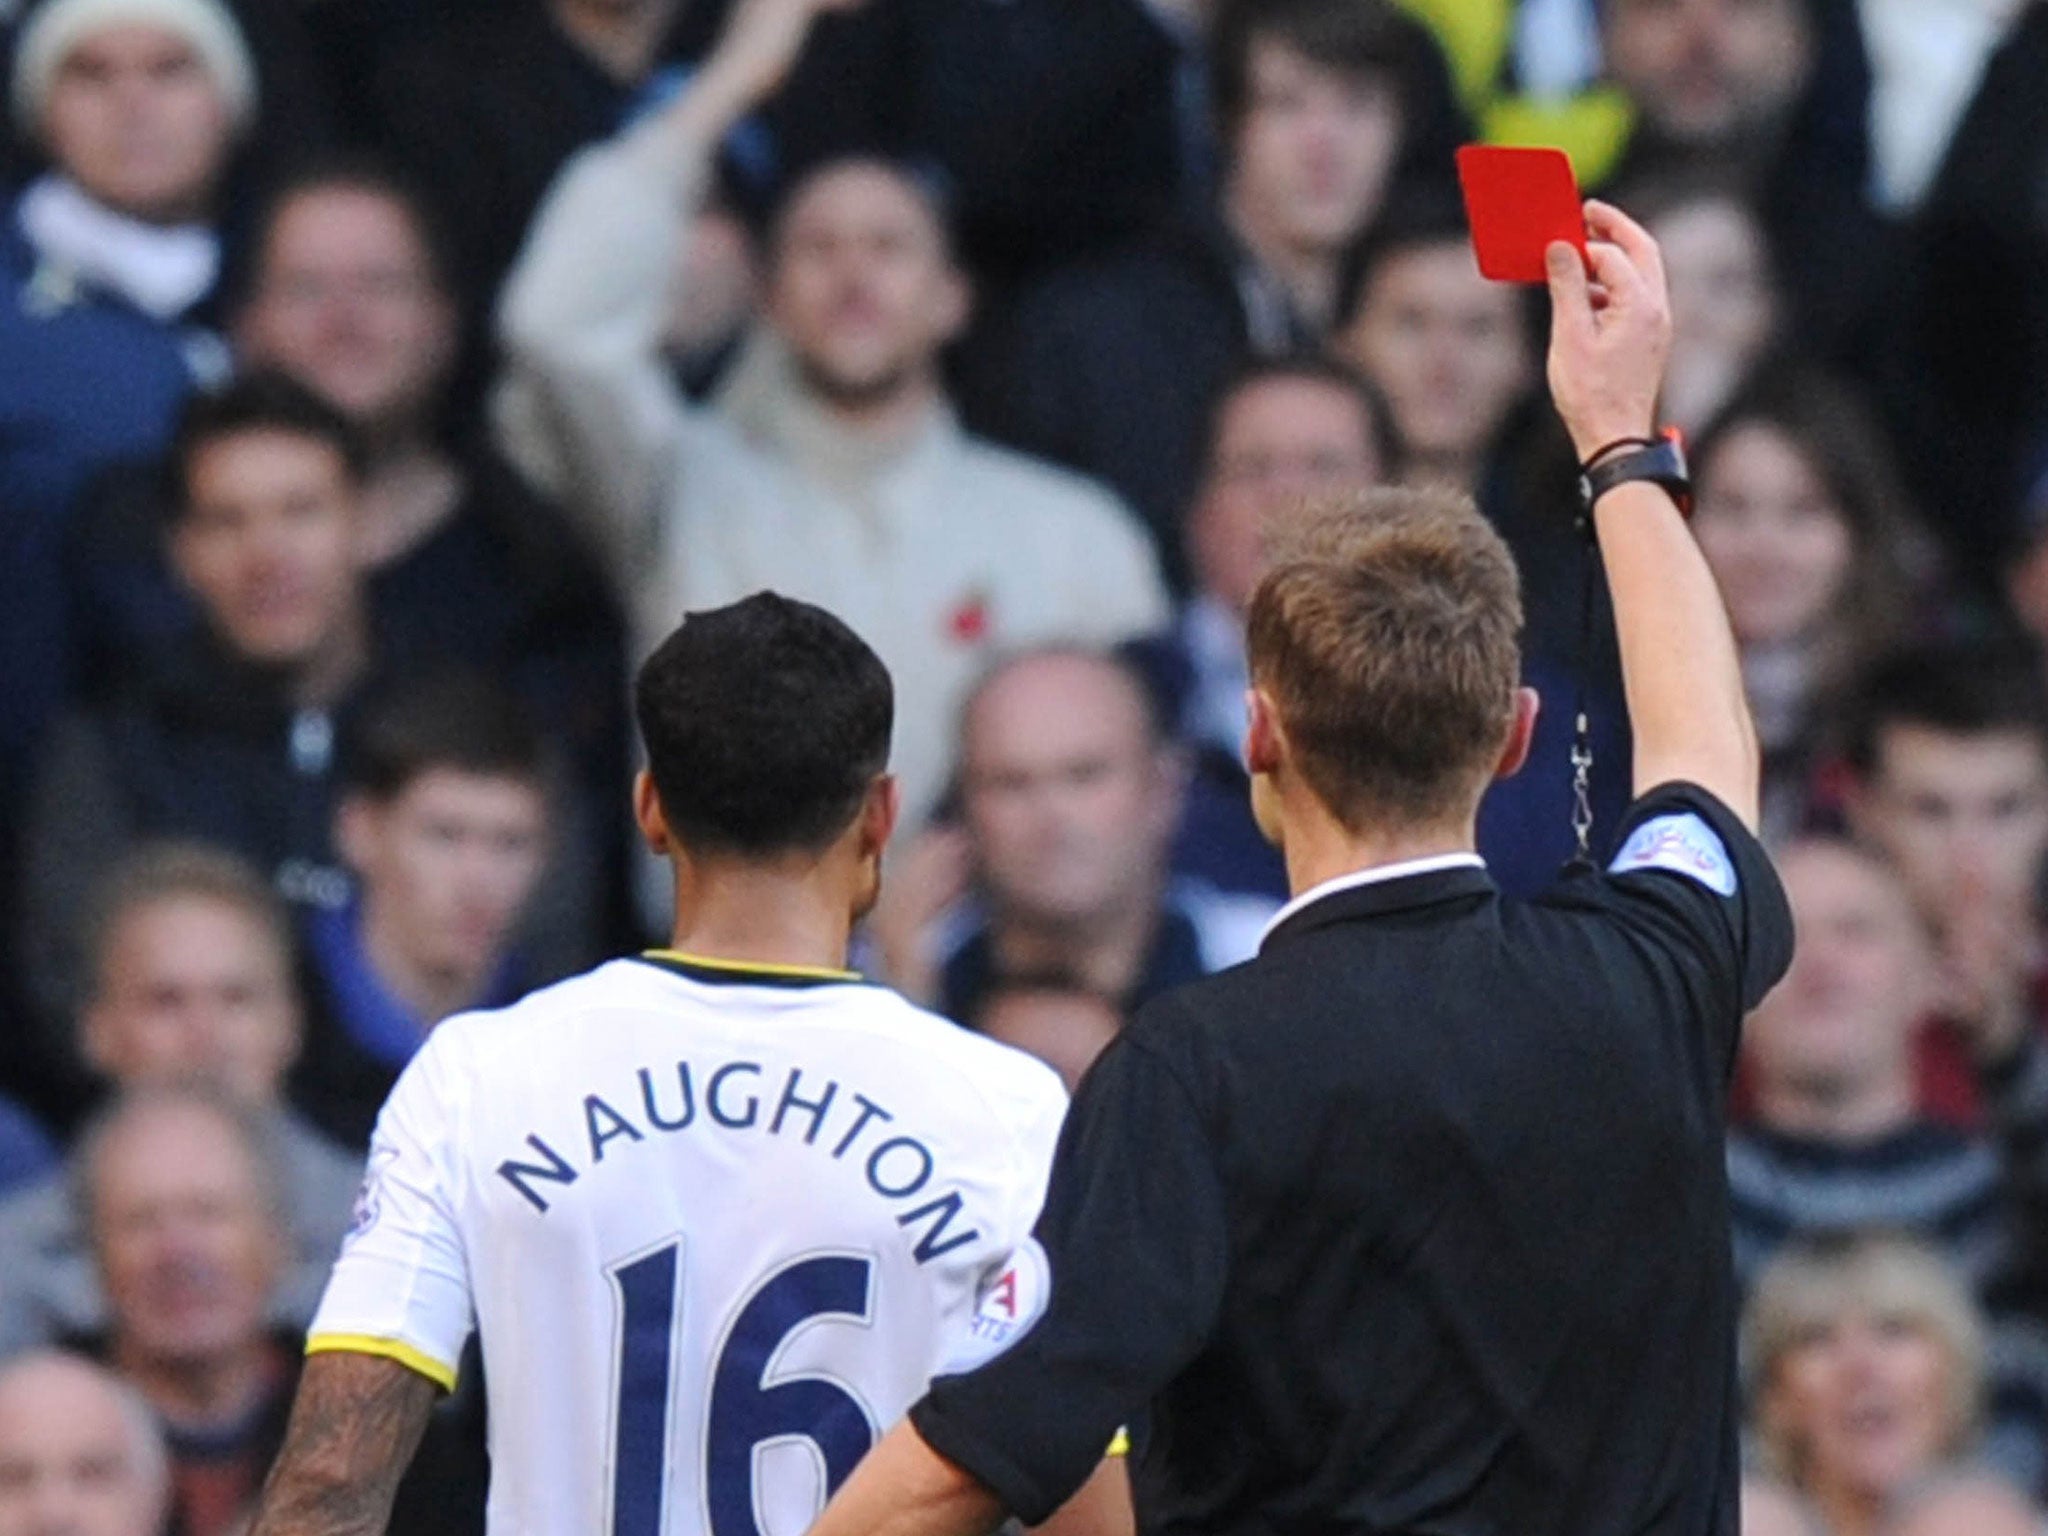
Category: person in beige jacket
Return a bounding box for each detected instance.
[496,0,1170,832]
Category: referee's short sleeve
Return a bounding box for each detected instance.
[1590,779,1793,1037]
[911,1018,1228,1524]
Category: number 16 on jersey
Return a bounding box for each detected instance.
[607,1240,881,1536]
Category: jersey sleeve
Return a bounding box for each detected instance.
[1582,780,1794,1066]
[911,1020,1228,1523]
[306,1030,476,1391]
[933,1061,1069,1379]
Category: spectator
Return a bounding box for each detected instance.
[71,163,625,721]
[973,975,1123,1094]
[234,166,626,840]
[292,673,551,1150]
[1882,1469,2044,1536]
[75,1085,289,1536]
[79,1081,487,1536]
[877,648,1272,1022]
[1869,1,2048,587]
[497,0,1168,837]
[363,0,694,351]
[1840,644,2048,1125]
[1690,367,1928,841]
[961,0,1451,576]
[23,376,384,1019]
[0,1349,170,1536]
[0,0,252,840]
[1728,842,2048,1320]
[1334,194,1535,499]
[1600,0,1814,178]
[1595,0,1882,359]
[0,843,359,1354]
[1128,355,1390,899]
[62,162,632,954]
[1746,1232,1989,1536]
[1635,179,1781,435]
[752,0,1187,292]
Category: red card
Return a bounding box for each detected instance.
[1455,145,1587,284]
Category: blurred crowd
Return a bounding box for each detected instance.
[0,0,2044,1532]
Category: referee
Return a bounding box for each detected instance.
[809,205,1794,1535]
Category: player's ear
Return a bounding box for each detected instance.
[633,770,672,856]
[1493,687,1540,781]
[861,774,901,860]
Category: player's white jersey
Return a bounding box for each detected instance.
[308,951,1068,1536]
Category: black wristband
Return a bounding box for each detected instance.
[1579,431,1692,522]
[1577,435,1658,472]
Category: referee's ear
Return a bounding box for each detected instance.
[1493,688,1540,781]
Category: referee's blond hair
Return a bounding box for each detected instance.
[1246,485,1522,831]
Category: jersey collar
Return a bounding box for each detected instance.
[636,950,867,989]
[1259,855,1491,951]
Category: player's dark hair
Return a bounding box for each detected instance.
[341,670,547,802]
[1842,641,2048,776]
[1203,353,1402,486]
[1210,0,1417,149]
[169,371,366,515]
[635,593,894,856]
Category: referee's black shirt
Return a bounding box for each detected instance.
[912,783,1793,1535]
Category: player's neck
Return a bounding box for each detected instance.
[667,861,856,975]
[116,1334,276,1431]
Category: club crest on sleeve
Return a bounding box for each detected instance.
[346,1145,398,1246]
[969,1237,1051,1347]
[1608,813,1737,896]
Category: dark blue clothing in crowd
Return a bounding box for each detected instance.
[0,206,216,828]
[291,899,531,1149]
[0,1093,55,1201]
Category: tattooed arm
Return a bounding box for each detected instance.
[250,1353,440,1536]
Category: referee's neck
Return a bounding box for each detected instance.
[1278,805,1478,901]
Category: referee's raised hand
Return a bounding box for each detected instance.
[1543,197,1762,830]
[1542,200,1673,461]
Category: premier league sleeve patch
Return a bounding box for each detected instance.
[944,1237,1053,1373]
[1608,812,1738,896]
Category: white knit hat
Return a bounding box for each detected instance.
[12,0,258,140]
